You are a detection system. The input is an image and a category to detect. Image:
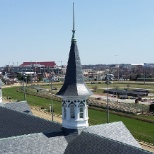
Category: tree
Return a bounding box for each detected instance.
[16,73,22,80]
[136,74,142,80]
[92,85,98,92]
[126,84,130,90]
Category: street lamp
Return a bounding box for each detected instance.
[114,55,119,81]
[117,64,120,81]
[50,73,54,121]
[105,74,113,123]
[23,74,27,100]
[58,61,62,68]
[58,60,62,76]
[30,62,32,84]
[144,63,146,84]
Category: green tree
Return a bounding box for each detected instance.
[136,74,142,80]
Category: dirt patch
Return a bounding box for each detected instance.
[30,106,62,123]
[139,142,154,153]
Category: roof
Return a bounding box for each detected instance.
[84,121,141,148]
[0,101,33,115]
[0,130,151,154]
[0,106,62,139]
[0,128,81,154]
[0,133,68,154]
[20,61,56,67]
[0,101,80,154]
[105,89,147,97]
[64,131,151,154]
[0,102,150,153]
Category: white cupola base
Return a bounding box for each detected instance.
[61,97,89,129]
[0,87,2,103]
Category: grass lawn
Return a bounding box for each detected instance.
[2,86,62,115]
[88,109,154,143]
[2,86,154,144]
[39,81,154,94]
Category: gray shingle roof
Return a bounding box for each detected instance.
[64,131,151,154]
[0,102,80,154]
[0,133,68,154]
[84,121,141,148]
[0,105,150,153]
[0,101,33,115]
[56,39,92,97]
[0,106,62,139]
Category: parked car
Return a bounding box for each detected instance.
[130,96,136,99]
[119,95,128,99]
[52,87,57,90]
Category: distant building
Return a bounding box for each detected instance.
[20,61,56,68]
[20,61,56,74]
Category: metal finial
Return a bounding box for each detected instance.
[73,3,75,32]
[72,3,76,40]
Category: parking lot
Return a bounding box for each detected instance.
[90,94,153,105]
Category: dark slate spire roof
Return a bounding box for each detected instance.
[56,3,92,97]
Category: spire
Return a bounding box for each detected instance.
[72,3,76,41]
[56,3,92,97]
[56,3,92,129]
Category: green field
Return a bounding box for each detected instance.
[2,85,154,144]
[39,81,154,95]
[88,109,154,143]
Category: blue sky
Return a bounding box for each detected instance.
[0,0,154,66]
